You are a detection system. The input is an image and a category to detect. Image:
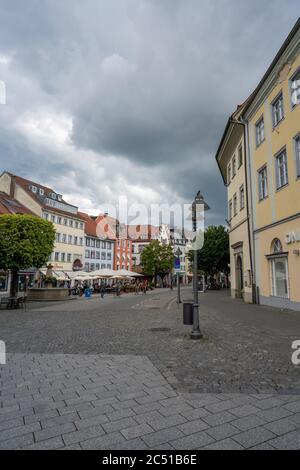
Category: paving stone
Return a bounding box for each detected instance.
[254,398,285,410]
[35,422,76,442]
[206,423,239,440]
[205,400,237,414]
[80,431,126,450]
[232,427,276,449]
[110,437,149,450]
[0,417,24,432]
[23,436,65,450]
[178,419,209,435]
[63,424,105,446]
[230,405,261,417]
[264,417,299,436]
[121,423,153,440]
[103,417,138,434]
[267,430,300,450]
[108,408,136,421]
[142,427,184,447]
[75,414,109,430]
[256,407,292,423]
[232,415,267,431]
[24,409,59,424]
[202,411,236,427]
[0,421,40,442]
[284,400,300,413]
[41,411,79,429]
[180,407,210,421]
[170,431,215,450]
[203,438,244,450]
[0,433,34,450]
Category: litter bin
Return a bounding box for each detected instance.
[183,302,193,325]
[84,288,92,298]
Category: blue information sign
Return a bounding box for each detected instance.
[174,257,181,270]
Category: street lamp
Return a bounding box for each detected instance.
[191,191,210,340]
[175,247,182,304]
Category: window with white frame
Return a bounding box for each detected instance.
[228,200,232,220]
[232,157,236,178]
[67,254,72,263]
[291,69,300,107]
[62,234,67,243]
[270,239,289,298]
[275,149,288,189]
[233,193,237,216]
[227,163,231,184]
[61,253,66,262]
[240,185,245,210]
[54,252,59,261]
[238,145,243,168]
[272,93,284,127]
[255,117,265,146]
[295,134,300,178]
[258,166,268,200]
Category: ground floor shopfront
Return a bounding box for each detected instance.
[229,219,253,304]
[254,215,300,311]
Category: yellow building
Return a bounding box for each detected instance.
[216,18,300,310]
[0,172,86,272]
[216,104,254,303]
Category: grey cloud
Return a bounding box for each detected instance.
[0,0,298,224]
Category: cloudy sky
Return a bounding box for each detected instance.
[0,1,298,225]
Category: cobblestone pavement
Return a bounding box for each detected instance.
[0,288,300,449]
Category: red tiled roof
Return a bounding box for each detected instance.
[5,172,86,221]
[95,214,128,239]
[128,224,160,241]
[77,212,97,237]
[0,192,35,215]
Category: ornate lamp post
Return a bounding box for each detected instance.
[191,191,210,340]
[175,247,182,304]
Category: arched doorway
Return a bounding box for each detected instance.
[236,255,243,298]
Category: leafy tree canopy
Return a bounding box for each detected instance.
[141,240,174,276]
[188,225,229,276]
[0,215,56,271]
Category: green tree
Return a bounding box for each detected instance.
[0,215,56,296]
[188,225,229,276]
[141,240,174,284]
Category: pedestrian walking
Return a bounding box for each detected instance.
[135,281,139,295]
[100,282,105,299]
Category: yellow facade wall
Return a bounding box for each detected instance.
[256,217,300,304]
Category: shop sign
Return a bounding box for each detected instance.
[285,231,300,244]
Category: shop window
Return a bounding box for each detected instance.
[270,239,289,299]
[0,271,8,291]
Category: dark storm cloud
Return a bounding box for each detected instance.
[0,0,298,223]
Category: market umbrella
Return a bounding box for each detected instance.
[117,269,144,277]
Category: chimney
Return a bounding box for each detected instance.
[10,174,16,198]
